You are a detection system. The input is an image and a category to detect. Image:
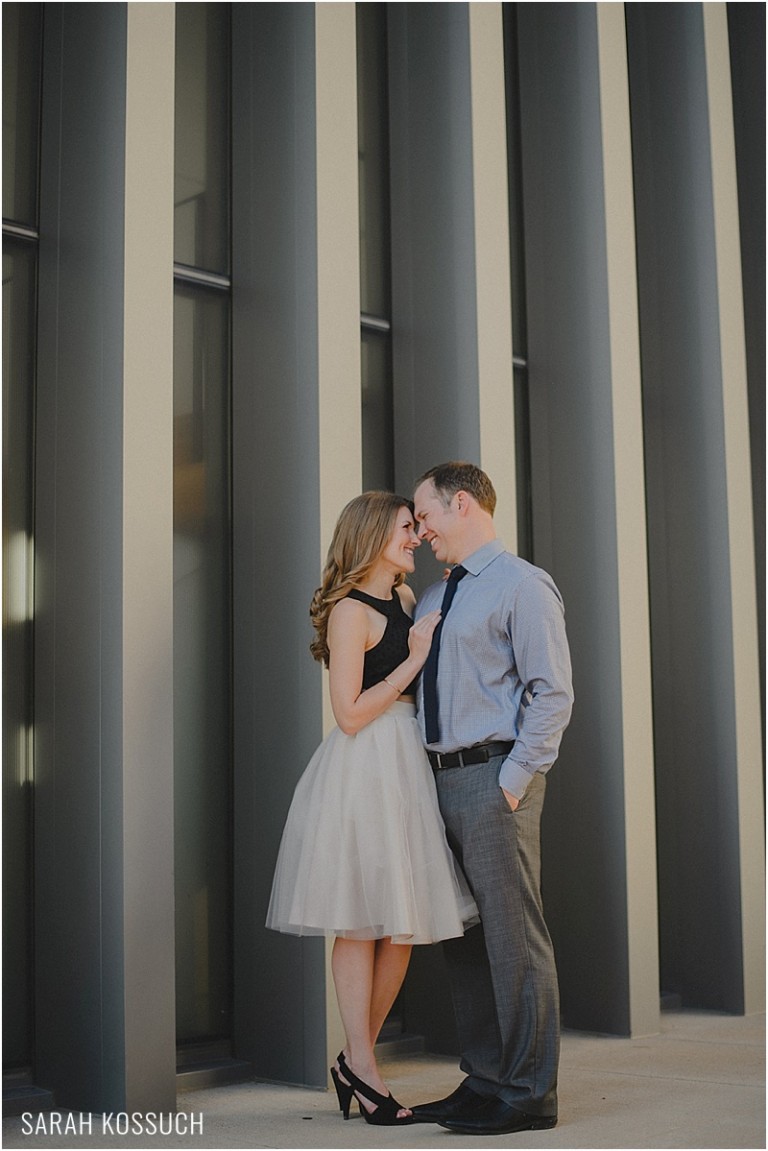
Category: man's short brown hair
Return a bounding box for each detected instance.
[416,461,497,516]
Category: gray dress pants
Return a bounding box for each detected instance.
[435,760,559,1117]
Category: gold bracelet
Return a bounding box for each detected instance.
[384,677,402,695]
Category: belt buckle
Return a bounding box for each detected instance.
[435,747,473,769]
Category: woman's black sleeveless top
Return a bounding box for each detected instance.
[346,588,419,696]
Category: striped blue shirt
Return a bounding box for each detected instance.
[414,540,573,798]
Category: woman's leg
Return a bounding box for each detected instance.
[331,938,375,1069]
[369,938,412,1044]
[331,936,412,1115]
[331,937,387,1097]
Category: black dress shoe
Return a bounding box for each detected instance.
[409,1081,488,1124]
[439,1097,558,1135]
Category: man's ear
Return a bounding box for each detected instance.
[455,490,470,516]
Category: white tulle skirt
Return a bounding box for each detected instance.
[266,700,478,945]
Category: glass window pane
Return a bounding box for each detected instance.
[175,4,231,274]
[361,329,394,492]
[357,3,391,319]
[173,284,232,1043]
[514,364,532,562]
[2,240,37,1066]
[2,3,43,226]
[503,4,528,359]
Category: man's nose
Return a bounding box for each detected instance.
[417,522,428,539]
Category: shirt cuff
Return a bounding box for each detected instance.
[498,756,534,800]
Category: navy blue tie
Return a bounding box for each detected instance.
[423,565,467,744]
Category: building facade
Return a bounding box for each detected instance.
[3,0,764,1117]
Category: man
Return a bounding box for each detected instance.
[410,461,573,1136]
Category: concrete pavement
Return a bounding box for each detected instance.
[3,1011,764,1150]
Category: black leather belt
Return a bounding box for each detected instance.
[428,741,515,771]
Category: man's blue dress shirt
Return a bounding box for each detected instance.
[415,540,574,799]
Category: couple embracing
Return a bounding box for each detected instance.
[266,461,573,1136]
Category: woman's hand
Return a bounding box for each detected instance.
[407,610,441,665]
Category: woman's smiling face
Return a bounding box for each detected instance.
[379,507,421,575]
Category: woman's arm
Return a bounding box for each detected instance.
[327,598,440,735]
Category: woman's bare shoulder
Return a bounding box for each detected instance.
[396,583,417,615]
[327,595,369,631]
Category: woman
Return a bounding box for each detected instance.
[266,492,477,1126]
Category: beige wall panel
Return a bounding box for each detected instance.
[316,1,362,583]
[468,2,516,547]
[596,2,659,1037]
[314,0,361,1074]
[122,1,177,1104]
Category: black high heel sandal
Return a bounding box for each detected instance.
[330,1053,355,1120]
[337,1052,413,1126]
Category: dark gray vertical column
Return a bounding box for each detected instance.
[231,2,327,1087]
[627,3,764,1013]
[388,2,513,1051]
[517,3,658,1035]
[387,2,482,486]
[34,2,176,1110]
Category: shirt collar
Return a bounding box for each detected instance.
[459,538,505,576]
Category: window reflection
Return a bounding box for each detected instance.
[503,6,532,560]
[2,3,42,225]
[2,239,36,1067]
[174,0,232,1049]
[173,284,232,1043]
[357,3,391,319]
[361,329,394,492]
[174,3,230,274]
[357,3,395,494]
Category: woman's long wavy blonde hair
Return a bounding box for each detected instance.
[310,491,413,667]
